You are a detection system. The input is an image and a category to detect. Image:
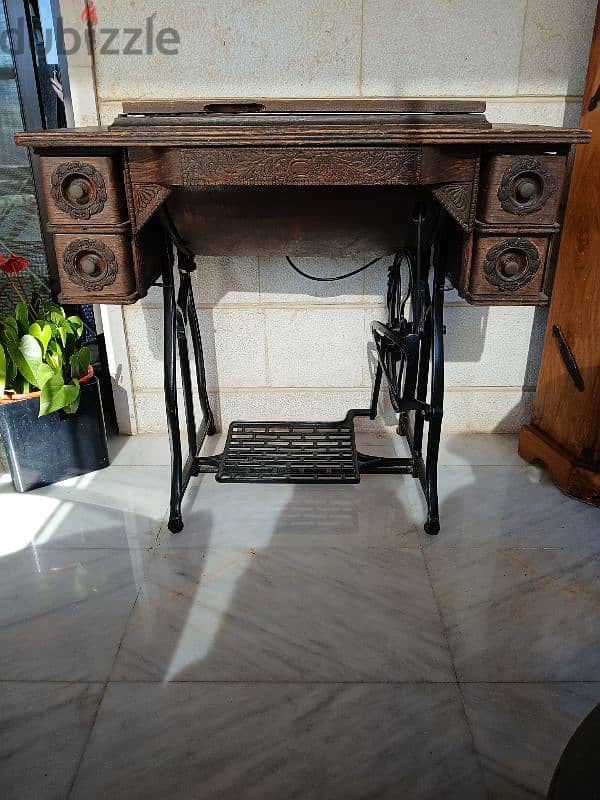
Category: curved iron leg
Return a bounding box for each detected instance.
[370,361,383,420]
[412,280,432,455]
[424,250,445,536]
[163,248,184,534]
[187,291,216,435]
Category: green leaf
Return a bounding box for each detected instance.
[48,308,66,326]
[63,380,81,415]
[70,346,90,380]
[66,316,84,340]
[36,363,55,389]
[0,314,18,336]
[0,342,5,397]
[15,302,30,334]
[39,373,80,417]
[7,335,42,387]
[45,340,62,371]
[6,355,16,384]
[29,322,52,357]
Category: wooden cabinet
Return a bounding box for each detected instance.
[519,5,600,504]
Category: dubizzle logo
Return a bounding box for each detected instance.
[1,5,180,56]
[81,1,98,27]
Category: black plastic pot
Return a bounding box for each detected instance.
[0,375,109,492]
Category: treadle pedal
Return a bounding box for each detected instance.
[216,418,360,483]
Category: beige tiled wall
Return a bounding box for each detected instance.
[61,0,596,434]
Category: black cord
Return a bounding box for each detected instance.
[285,254,384,282]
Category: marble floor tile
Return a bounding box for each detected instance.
[426,545,600,681]
[109,432,172,465]
[71,682,486,800]
[113,544,454,682]
[1,466,168,550]
[0,547,140,680]
[0,682,103,800]
[394,431,523,467]
[462,682,600,800]
[419,465,600,551]
[165,473,423,549]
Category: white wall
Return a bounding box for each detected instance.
[61,0,596,434]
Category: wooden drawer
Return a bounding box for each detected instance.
[468,233,550,303]
[479,154,565,224]
[42,155,127,226]
[53,233,136,303]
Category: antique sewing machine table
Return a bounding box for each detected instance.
[16,99,590,534]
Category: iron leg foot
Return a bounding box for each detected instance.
[168,515,184,534]
[424,517,440,536]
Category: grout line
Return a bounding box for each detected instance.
[358,0,365,96]
[516,0,531,97]
[131,385,537,394]
[65,586,144,799]
[4,678,599,685]
[418,541,489,793]
[97,94,584,104]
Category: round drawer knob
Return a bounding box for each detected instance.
[79,253,102,276]
[63,238,118,292]
[515,179,537,202]
[50,161,107,220]
[500,257,521,278]
[498,158,556,216]
[483,238,541,292]
[65,178,91,204]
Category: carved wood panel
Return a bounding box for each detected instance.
[180,147,422,186]
[130,183,171,231]
[431,182,473,230]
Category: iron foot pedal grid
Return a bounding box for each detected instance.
[216,415,360,483]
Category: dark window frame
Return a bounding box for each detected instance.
[2,0,75,290]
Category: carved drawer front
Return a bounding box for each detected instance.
[42,156,126,225]
[469,234,550,303]
[180,147,422,186]
[53,233,135,303]
[479,154,565,224]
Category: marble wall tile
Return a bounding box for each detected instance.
[462,683,600,800]
[265,307,365,387]
[485,98,582,127]
[131,386,534,434]
[124,306,267,390]
[362,0,527,96]
[72,682,486,799]
[519,0,597,95]
[0,682,103,800]
[92,0,362,100]
[113,544,454,681]
[442,389,534,433]
[259,256,365,304]
[444,305,546,388]
[193,256,260,306]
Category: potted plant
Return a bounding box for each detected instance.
[0,251,109,492]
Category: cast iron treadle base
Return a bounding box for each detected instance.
[216,417,360,483]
